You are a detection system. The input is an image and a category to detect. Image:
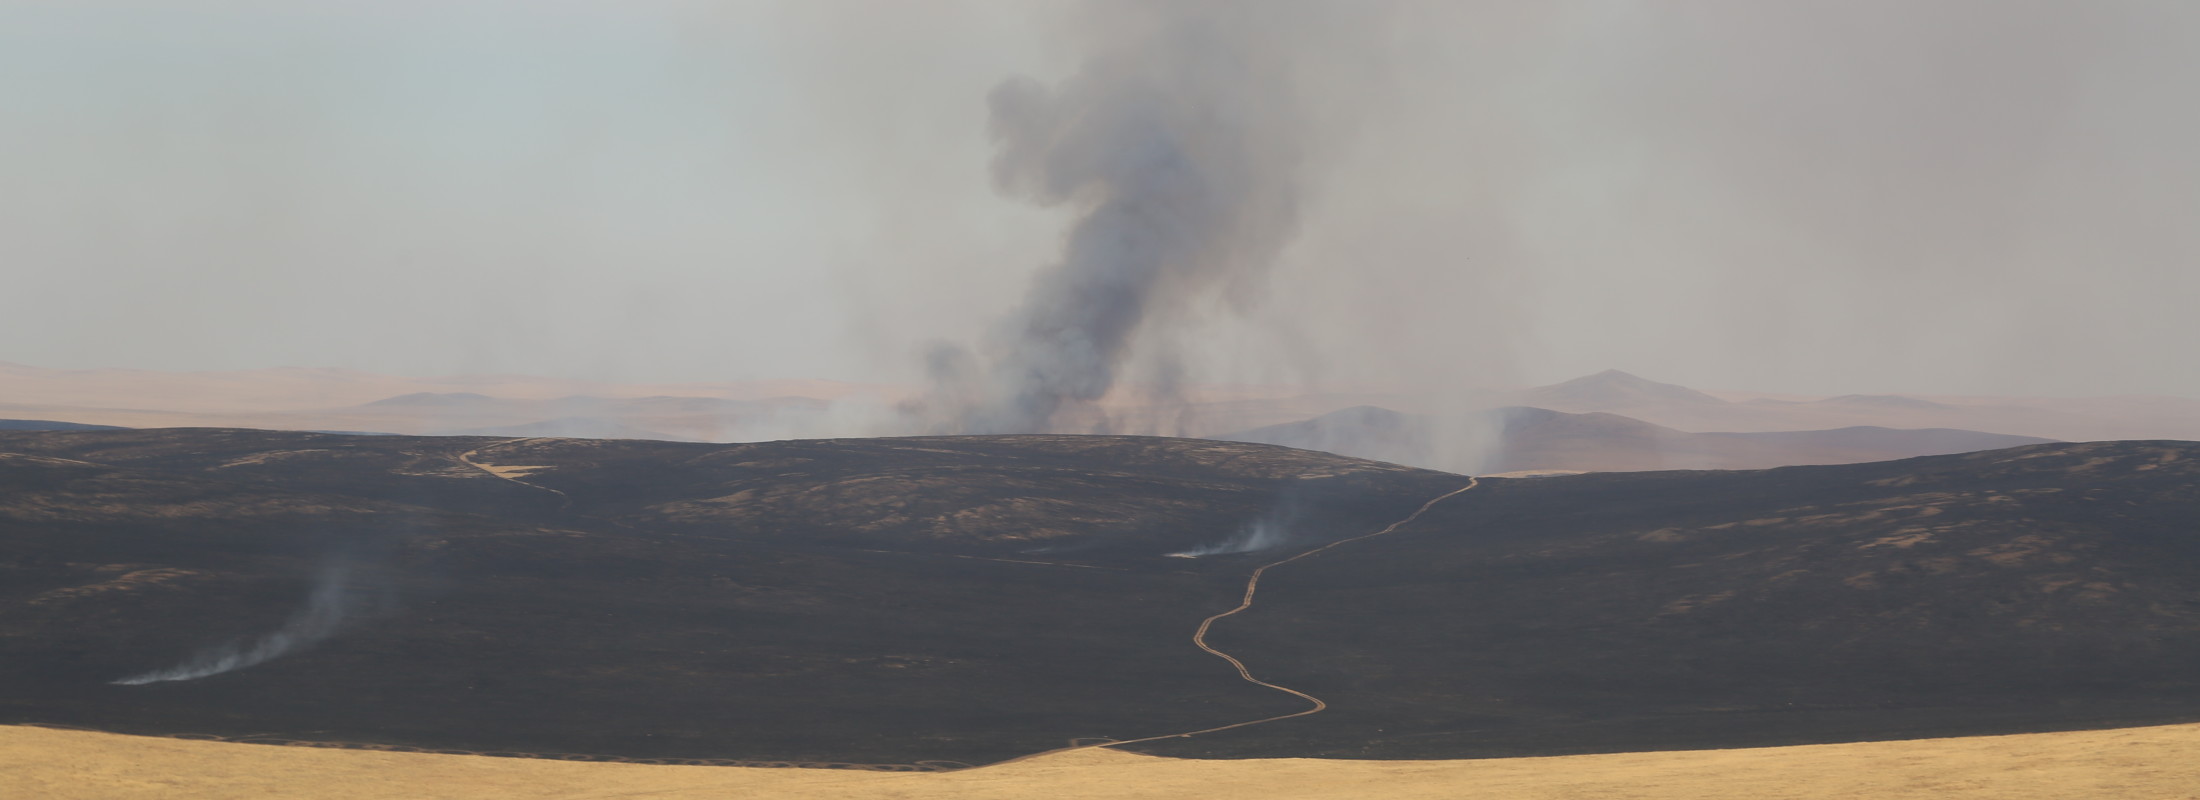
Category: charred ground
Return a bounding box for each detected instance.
[1146,439,2200,759]
[1,429,2197,766]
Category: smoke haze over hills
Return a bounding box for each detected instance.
[5,1,2199,405]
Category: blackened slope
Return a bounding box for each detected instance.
[0,429,1460,765]
[0,428,581,522]
[0,429,1459,559]
[1222,405,2057,473]
[0,449,539,689]
[1695,425,2057,466]
[1134,440,2200,759]
[9,430,2198,765]
[0,419,129,431]
[602,434,1454,558]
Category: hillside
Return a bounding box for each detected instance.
[0,419,127,432]
[1518,369,1731,410]
[0,429,1457,766]
[1511,371,2200,442]
[1220,405,2053,473]
[2,429,2197,768]
[1143,440,2200,759]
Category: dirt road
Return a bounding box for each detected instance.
[994,478,1481,764]
[456,439,572,509]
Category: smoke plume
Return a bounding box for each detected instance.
[923,1,1350,434]
[1167,493,1309,558]
[114,562,370,685]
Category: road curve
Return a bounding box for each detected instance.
[990,478,1481,766]
[456,438,573,510]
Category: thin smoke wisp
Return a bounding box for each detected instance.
[1167,495,1309,558]
[113,563,363,685]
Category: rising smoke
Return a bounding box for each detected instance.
[1166,492,1309,558]
[920,1,1362,434]
[113,561,374,685]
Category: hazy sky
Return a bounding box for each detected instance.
[5,1,2197,398]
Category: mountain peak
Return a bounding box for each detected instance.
[1520,370,1729,411]
[360,391,500,407]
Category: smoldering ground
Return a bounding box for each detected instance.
[113,560,378,685]
[1167,492,1312,559]
[111,539,404,686]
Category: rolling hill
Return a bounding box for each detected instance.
[2,429,2196,768]
[0,419,127,432]
[1220,405,2054,473]
[1511,370,2200,442]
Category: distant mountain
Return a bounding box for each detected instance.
[0,419,127,432]
[1518,369,1730,411]
[10,360,2195,445]
[568,395,827,416]
[1216,405,1432,467]
[1220,405,2056,472]
[360,392,502,408]
[339,393,833,442]
[357,392,828,418]
[1513,370,2200,442]
[1813,394,1953,411]
[444,416,687,441]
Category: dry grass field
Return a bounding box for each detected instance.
[6,722,2198,800]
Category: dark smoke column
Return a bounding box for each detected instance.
[939,0,1318,434]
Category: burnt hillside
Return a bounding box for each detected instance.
[2,430,2196,766]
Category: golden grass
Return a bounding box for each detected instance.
[6,723,2199,799]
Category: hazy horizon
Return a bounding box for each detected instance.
[7,358,2198,405]
[8,1,2199,402]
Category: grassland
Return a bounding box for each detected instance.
[7,722,2198,799]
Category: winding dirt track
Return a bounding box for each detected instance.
[456,439,572,510]
[991,478,1481,766]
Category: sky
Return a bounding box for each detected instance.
[4,0,2198,399]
